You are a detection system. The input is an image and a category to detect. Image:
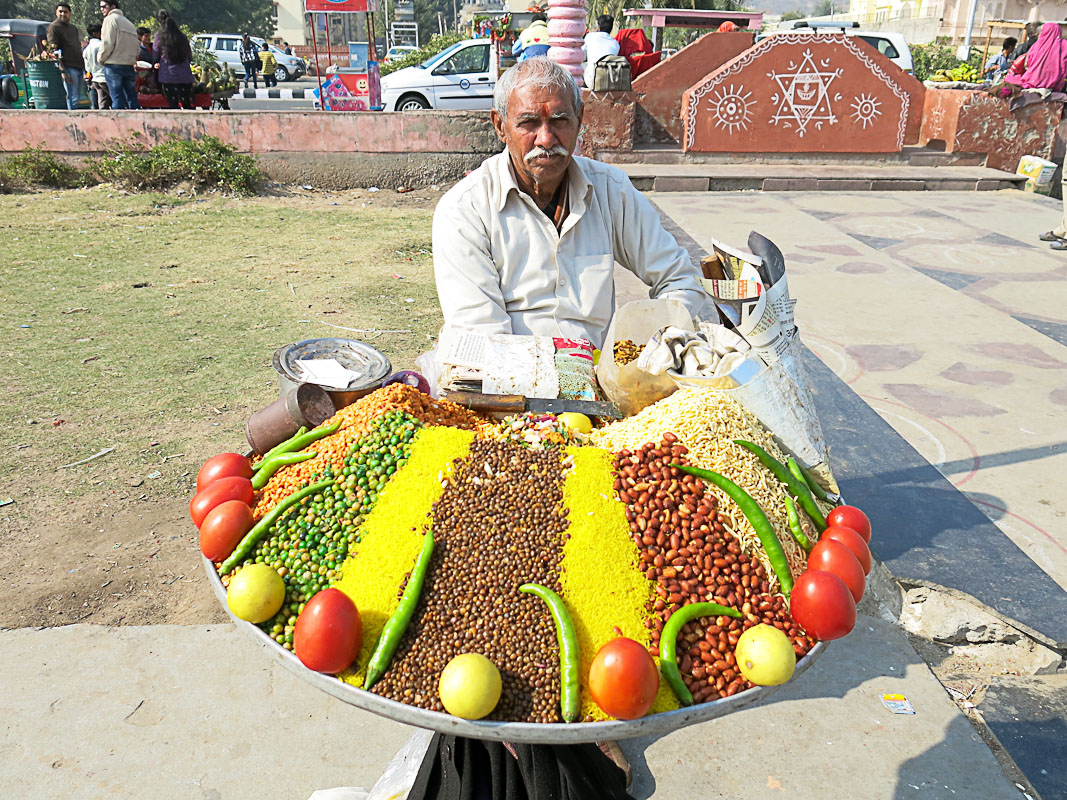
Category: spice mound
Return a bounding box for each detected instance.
[613,339,645,366]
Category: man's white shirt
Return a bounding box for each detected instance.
[582,31,621,89]
[432,152,706,349]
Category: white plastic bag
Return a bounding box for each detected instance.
[596,299,693,416]
[367,728,434,800]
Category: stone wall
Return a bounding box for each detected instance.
[682,33,925,154]
[920,90,1062,173]
[631,31,754,146]
[0,109,502,190]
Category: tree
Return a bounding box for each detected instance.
[813,0,834,16]
[0,0,276,36]
[781,9,806,20]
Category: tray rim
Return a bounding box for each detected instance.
[205,555,827,743]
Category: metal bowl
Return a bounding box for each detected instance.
[272,338,392,410]
[205,556,826,744]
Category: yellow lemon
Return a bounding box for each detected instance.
[556,412,593,435]
[438,653,502,719]
[734,624,796,686]
[227,563,286,623]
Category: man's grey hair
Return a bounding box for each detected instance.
[493,57,583,121]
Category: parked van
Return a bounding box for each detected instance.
[193,34,307,82]
[760,21,914,74]
[380,38,495,111]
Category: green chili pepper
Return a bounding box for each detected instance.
[287,419,342,452]
[783,495,812,552]
[673,463,794,596]
[660,602,741,706]
[251,450,317,491]
[220,479,333,575]
[365,529,435,689]
[732,440,827,531]
[788,457,833,505]
[519,583,580,723]
[254,426,307,467]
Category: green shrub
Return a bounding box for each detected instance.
[380,32,465,76]
[0,146,84,192]
[911,43,984,82]
[88,135,262,195]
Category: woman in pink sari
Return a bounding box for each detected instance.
[1005,21,1067,91]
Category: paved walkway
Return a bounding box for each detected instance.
[647,190,1067,596]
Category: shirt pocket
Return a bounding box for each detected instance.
[572,253,614,331]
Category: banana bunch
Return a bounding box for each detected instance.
[192,62,237,94]
[949,63,980,82]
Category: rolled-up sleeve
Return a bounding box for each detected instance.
[432,191,513,336]
[612,176,708,319]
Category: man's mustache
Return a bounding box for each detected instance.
[524,145,570,162]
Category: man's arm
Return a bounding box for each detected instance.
[611,174,708,319]
[432,193,513,336]
[98,18,114,64]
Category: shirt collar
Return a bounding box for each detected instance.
[494,151,593,216]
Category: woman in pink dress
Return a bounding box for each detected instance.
[1004,21,1067,92]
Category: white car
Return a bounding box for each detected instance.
[760,21,914,74]
[380,38,495,111]
[193,33,307,82]
[383,45,419,63]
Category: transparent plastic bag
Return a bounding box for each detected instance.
[367,728,434,800]
[596,299,693,417]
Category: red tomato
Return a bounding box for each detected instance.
[790,570,857,641]
[197,453,253,493]
[199,500,254,562]
[807,539,865,602]
[822,525,872,575]
[588,637,659,720]
[826,505,872,543]
[294,589,363,674]
[190,476,254,528]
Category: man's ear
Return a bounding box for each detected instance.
[490,109,507,144]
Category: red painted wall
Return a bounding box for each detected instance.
[0,109,499,155]
[631,31,754,145]
[682,33,925,154]
[920,89,1060,172]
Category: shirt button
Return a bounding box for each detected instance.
[558,279,565,286]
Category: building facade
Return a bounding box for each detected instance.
[842,0,1064,43]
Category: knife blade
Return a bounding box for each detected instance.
[442,392,623,419]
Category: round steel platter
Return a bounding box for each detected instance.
[206,556,827,744]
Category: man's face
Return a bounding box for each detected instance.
[141,32,151,46]
[55,5,70,21]
[491,83,581,190]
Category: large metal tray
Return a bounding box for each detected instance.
[205,555,827,744]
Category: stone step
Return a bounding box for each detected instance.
[597,145,987,168]
[617,162,1026,192]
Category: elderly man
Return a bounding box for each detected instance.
[432,57,706,351]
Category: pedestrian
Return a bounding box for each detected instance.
[259,41,278,88]
[47,2,86,110]
[82,22,111,109]
[240,33,259,89]
[512,12,550,61]
[983,36,1018,81]
[153,9,194,109]
[99,0,140,109]
[582,14,620,89]
[282,41,292,55]
[1009,21,1042,61]
[1005,22,1067,92]
[137,25,153,62]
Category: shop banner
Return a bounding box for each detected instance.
[305,0,379,12]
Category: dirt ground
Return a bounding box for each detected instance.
[0,186,445,630]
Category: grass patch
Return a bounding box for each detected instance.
[0,146,84,192]
[0,188,441,500]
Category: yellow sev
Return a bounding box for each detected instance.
[334,426,475,688]
[560,445,679,719]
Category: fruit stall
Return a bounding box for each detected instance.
[194,234,875,744]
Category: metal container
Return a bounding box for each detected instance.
[244,382,337,455]
[204,555,827,744]
[273,338,392,410]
